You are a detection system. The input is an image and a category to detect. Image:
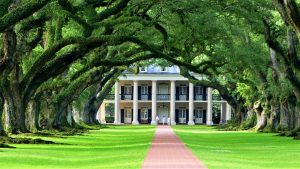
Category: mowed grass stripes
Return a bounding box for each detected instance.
[0,125,156,169]
[173,126,300,169]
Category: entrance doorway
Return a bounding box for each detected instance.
[178,109,186,124]
[141,107,148,124]
[194,109,204,124]
[158,106,169,124]
[124,108,132,124]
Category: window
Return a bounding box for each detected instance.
[195,86,203,95]
[141,85,148,95]
[160,66,167,72]
[124,85,132,94]
[195,109,203,118]
[179,109,186,118]
[179,86,187,95]
[140,67,147,72]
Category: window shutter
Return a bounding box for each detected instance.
[148,109,152,124]
[176,87,179,100]
[194,86,196,100]
[131,109,133,123]
[148,86,152,100]
[187,86,189,101]
[175,109,179,123]
[121,86,124,100]
[203,87,207,100]
[131,86,134,100]
[186,109,189,124]
[203,110,207,124]
[121,109,124,123]
[138,109,141,123]
[138,86,141,100]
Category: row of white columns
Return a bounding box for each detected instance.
[112,80,231,125]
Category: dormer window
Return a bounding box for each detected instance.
[140,66,147,72]
[160,67,167,72]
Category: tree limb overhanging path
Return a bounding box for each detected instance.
[142,126,207,169]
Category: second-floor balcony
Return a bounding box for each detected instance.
[140,94,150,100]
[195,94,207,101]
[157,94,170,100]
[176,94,188,101]
[121,94,133,100]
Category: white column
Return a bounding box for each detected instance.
[206,87,213,125]
[226,102,232,122]
[132,80,139,125]
[170,80,176,125]
[99,103,106,124]
[114,81,120,124]
[151,80,157,125]
[188,83,195,125]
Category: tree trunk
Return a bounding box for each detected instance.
[3,94,17,133]
[280,100,290,130]
[82,95,97,124]
[295,102,300,129]
[52,104,71,129]
[254,101,267,131]
[287,95,297,129]
[0,93,6,136]
[230,102,244,124]
[26,99,40,132]
[268,103,280,131]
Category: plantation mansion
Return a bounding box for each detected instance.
[98,66,232,125]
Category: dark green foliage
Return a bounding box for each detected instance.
[0,137,54,144]
[0,143,15,148]
[105,116,114,123]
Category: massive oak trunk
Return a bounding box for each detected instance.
[26,99,41,132]
[254,101,267,131]
[0,93,6,136]
[268,103,280,131]
[3,90,27,133]
[52,104,72,129]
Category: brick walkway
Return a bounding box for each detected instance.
[142,126,207,169]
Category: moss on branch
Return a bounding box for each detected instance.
[0,0,51,32]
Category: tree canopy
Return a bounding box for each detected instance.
[0,0,300,136]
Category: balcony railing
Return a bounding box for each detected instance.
[157,94,170,100]
[140,94,150,100]
[121,94,133,100]
[107,92,222,101]
[195,94,206,101]
[176,94,188,101]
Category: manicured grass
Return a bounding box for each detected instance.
[173,126,300,169]
[0,125,155,169]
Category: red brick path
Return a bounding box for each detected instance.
[142,126,208,169]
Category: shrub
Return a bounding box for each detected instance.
[105,116,114,123]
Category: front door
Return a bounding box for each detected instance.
[124,108,132,124]
[141,107,148,124]
[179,109,186,124]
[158,106,168,123]
[195,109,203,124]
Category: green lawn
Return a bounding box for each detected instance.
[173,126,300,169]
[0,125,155,169]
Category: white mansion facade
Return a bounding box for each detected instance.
[98,66,232,125]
